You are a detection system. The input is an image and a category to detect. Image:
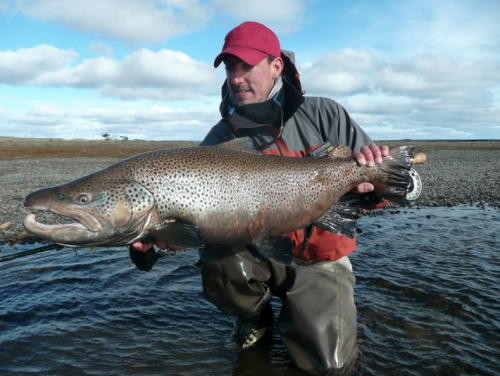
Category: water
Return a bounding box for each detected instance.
[1,207,499,375]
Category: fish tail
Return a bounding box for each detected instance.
[373,146,417,205]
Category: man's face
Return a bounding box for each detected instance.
[224,55,283,106]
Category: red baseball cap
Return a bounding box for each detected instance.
[214,21,281,68]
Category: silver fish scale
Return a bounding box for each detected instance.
[100,144,365,243]
[124,182,154,215]
[23,139,415,248]
[90,192,114,220]
[152,147,263,223]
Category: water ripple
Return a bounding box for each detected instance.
[0,207,499,375]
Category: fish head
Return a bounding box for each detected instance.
[23,176,155,247]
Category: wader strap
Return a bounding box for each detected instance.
[296,225,314,259]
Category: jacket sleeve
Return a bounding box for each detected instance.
[322,98,373,152]
[320,98,389,209]
[200,120,233,146]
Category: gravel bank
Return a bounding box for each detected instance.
[0,150,499,244]
[0,157,119,245]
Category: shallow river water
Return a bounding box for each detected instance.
[1,206,499,375]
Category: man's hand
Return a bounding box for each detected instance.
[352,143,389,193]
[131,240,166,252]
[131,240,184,253]
[130,218,184,253]
[129,237,183,272]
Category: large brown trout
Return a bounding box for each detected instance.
[24,138,416,264]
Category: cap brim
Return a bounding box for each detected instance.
[213,46,268,68]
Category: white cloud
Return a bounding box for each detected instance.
[0,44,78,84]
[414,1,500,59]
[27,106,68,118]
[0,1,8,13]
[89,42,114,58]
[299,47,500,140]
[342,94,418,116]
[14,0,213,45]
[0,45,221,100]
[0,104,220,140]
[378,55,500,96]
[2,0,500,141]
[300,49,376,95]
[350,0,500,60]
[10,0,312,42]
[211,0,307,33]
[300,48,500,103]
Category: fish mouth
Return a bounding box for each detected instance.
[24,206,102,234]
[24,212,88,232]
[23,208,108,247]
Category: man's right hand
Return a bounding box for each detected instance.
[128,245,159,272]
[129,240,184,271]
[352,143,389,193]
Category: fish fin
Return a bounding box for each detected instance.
[128,245,158,272]
[314,192,361,238]
[375,146,417,205]
[251,236,295,266]
[217,137,260,154]
[151,221,206,249]
[327,145,352,159]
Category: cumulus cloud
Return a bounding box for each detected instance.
[9,0,312,43]
[347,0,500,61]
[89,42,114,58]
[300,48,500,139]
[1,104,220,140]
[73,49,217,88]
[0,44,78,85]
[301,48,500,105]
[2,0,499,140]
[14,0,213,45]
[378,55,500,97]
[211,0,307,33]
[0,1,8,13]
[0,45,220,100]
[300,49,376,95]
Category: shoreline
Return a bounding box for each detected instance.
[1,138,500,161]
[1,139,499,245]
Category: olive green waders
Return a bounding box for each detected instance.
[198,247,358,373]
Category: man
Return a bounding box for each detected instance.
[131,21,388,374]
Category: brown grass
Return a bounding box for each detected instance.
[0,138,200,160]
[0,137,498,160]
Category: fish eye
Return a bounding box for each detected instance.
[77,195,90,205]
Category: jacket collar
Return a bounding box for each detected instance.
[226,79,304,134]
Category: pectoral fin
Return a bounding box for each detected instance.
[314,193,361,238]
[129,245,159,272]
[151,221,206,249]
[251,236,295,266]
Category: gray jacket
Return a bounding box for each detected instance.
[200,52,376,261]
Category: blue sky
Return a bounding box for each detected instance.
[1,0,499,141]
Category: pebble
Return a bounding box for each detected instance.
[0,222,12,230]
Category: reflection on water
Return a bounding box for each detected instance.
[1,207,499,375]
